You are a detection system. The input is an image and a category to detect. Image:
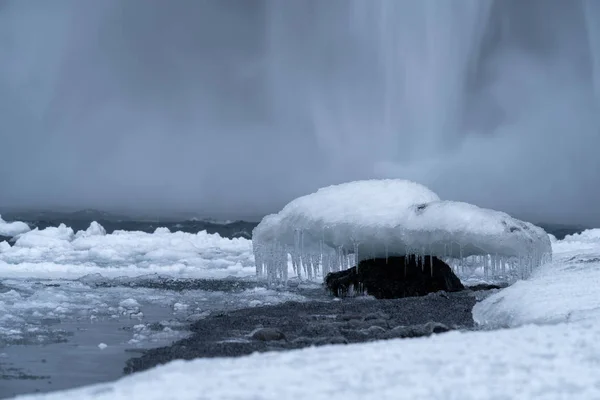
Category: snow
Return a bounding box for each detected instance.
[473,228,600,328]
[0,222,259,280]
[6,220,600,400]
[14,322,600,400]
[0,215,30,238]
[253,179,551,282]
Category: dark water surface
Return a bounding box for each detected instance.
[0,305,182,399]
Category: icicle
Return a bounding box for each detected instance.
[429,253,433,277]
[385,242,388,264]
[353,241,359,272]
[459,245,464,276]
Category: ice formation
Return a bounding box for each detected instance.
[473,228,600,328]
[0,214,31,237]
[0,221,257,280]
[253,179,552,283]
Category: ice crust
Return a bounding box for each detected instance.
[253,179,552,282]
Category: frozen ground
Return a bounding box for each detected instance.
[4,225,600,399]
[3,220,600,399]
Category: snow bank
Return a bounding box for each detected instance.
[473,229,600,328]
[0,215,30,237]
[253,179,551,282]
[0,222,256,280]
[16,320,600,400]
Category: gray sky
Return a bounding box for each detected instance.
[0,0,599,224]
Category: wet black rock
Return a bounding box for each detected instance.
[325,255,464,299]
[467,283,507,291]
[381,322,451,340]
[250,328,286,342]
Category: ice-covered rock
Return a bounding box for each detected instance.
[0,215,30,237]
[253,179,552,282]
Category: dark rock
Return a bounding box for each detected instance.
[364,311,390,321]
[337,313,364,321]
[467,283,507,291]
[313,336,348,346]
[250,328,286,342]
[325,255,464,299]
[383,322,451,339]
[299,323,341,338]
[359,326,387,337]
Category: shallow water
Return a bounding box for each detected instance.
[0,278,314,399]
[0,305,181,399]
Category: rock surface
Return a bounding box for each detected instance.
[325,255,464,299]
[124,290,476,374]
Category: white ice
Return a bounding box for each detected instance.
[473,228,600,328]
[13,229,600,400]
[253,179,551,282]
[0,222,259,280]
[0,215,30,238]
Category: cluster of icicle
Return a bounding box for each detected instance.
[253,235,552,284]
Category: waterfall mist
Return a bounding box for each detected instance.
[0,0,599,223]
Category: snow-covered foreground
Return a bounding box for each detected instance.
[15,320,600,400]
[8,227,600,399]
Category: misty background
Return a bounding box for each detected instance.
[0,0,599,224]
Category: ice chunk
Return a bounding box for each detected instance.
[0,215,30,237]
[119,298,141,309]
[253,179,551,282]
[0,241,10,253]
[75,221,107,239]
[562,229,600,244]
[14,224,75,248]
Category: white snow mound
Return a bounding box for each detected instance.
[0,215,31,237]
[253,179,551,282]
[473,228,600,328]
